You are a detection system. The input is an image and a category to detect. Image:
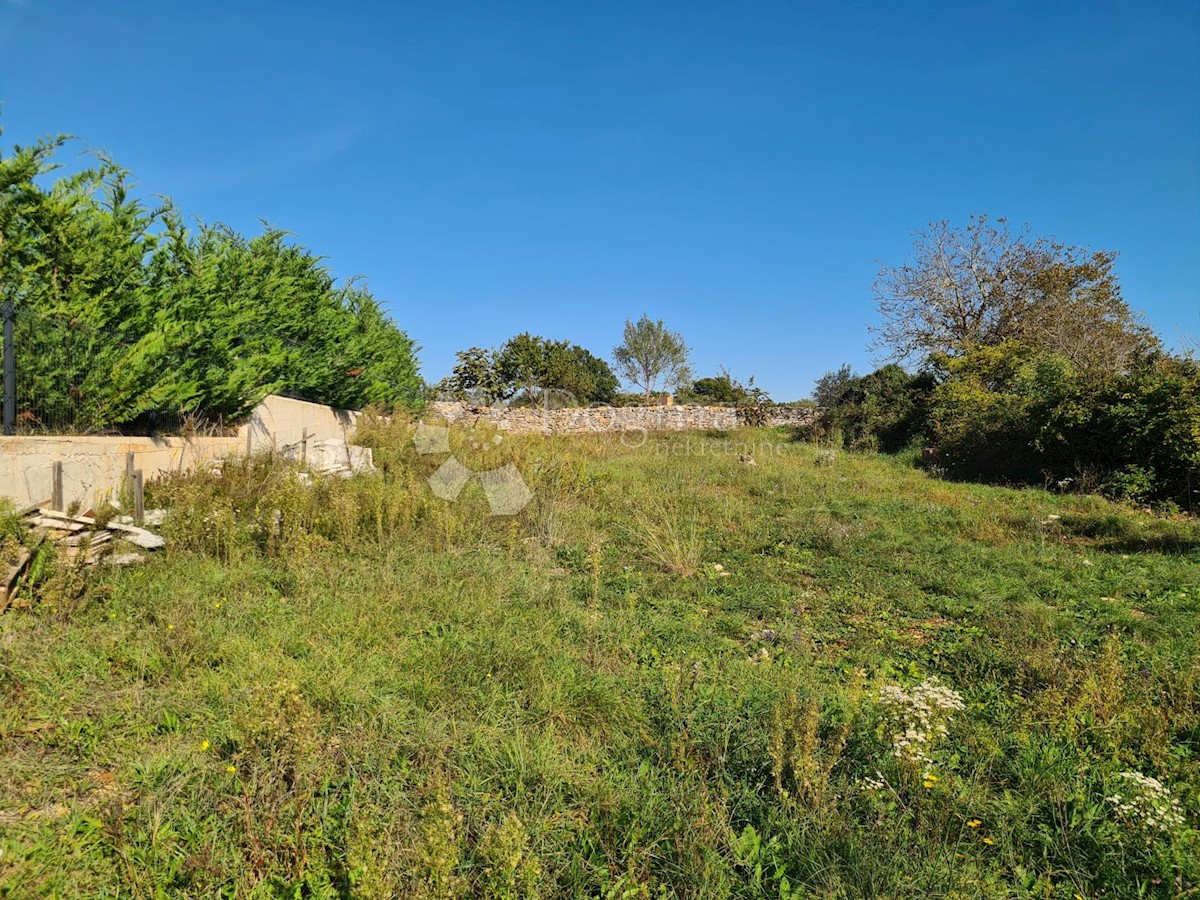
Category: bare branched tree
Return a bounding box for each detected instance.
[870,215,1157,372]
[870,216,1028,361]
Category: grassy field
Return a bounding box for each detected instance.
[1,420,1198,898]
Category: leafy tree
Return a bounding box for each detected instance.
[439,334,617,406]
[871,215,1157,372]
[808,364,933,452]
[536,339,618,405]
[812,364,856,407]
[678,368,771,409]
[612,315,691,399]
[437,347,503,401]
[683,375,743,404]
[492,333,545,401]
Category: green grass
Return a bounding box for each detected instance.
[1,422,1198,898]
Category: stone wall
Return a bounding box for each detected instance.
[765,406,823,427]
[428,402,818,435]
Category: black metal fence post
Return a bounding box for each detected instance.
[2,300,14,436]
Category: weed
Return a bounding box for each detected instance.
[476,811,542,899]
[627,495,703,576]
[416,780,464,899]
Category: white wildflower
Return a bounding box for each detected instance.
[876,678,964,768]
[1108,772,1185,839]
[860,771,887,791]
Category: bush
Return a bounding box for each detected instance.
[798,364,933,452]
[1106,465,1157,503]
[927,343,1200,507]
[925,343,1054,482]
[677,375,746,405]
[677,371,772,411]
[1094,353,1200,506]
[3,138,422,431]
[798,345,1199,509]
[438,334,618,406]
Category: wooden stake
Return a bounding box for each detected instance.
[133,469,144,524]
[51,461,63,512]
[125,451,135,505]
[301,427,309,464]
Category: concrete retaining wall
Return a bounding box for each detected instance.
[244,394,357,454]
[0,435,243,511]
[0,395,359,510]
[428,402,819,435]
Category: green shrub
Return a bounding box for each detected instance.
[1106,465,1157,503]
[925,343,1052,482]
[798,364,933,452]
[1095,353,1200,506]
[437,334,618,406]
[2,136,422,432]
[927,344,1200,506]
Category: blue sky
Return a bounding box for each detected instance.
[1,0,1197,399]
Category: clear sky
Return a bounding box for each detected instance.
[2,0,1197,399]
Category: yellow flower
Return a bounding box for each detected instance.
[925,774,939,782]
[226,765,236,773]
[981,837,994,846]
[967,819,981,828]
[923,781,935,789]
[167,623,174,630]
[200,740,210,752]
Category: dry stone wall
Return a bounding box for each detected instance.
[428,402,818,435]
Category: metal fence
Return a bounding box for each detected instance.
[2,302,12,436]
[2,302,128,436]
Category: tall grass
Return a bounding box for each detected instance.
[628,493,704,576]
[1,425,1197,897]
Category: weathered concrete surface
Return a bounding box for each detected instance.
[244,394,358,454]
[0,395,361,509]
[427,402,818,435]
[279,437,375,477]
[0,434,242,510]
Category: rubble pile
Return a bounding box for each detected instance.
[1,504,166,611]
